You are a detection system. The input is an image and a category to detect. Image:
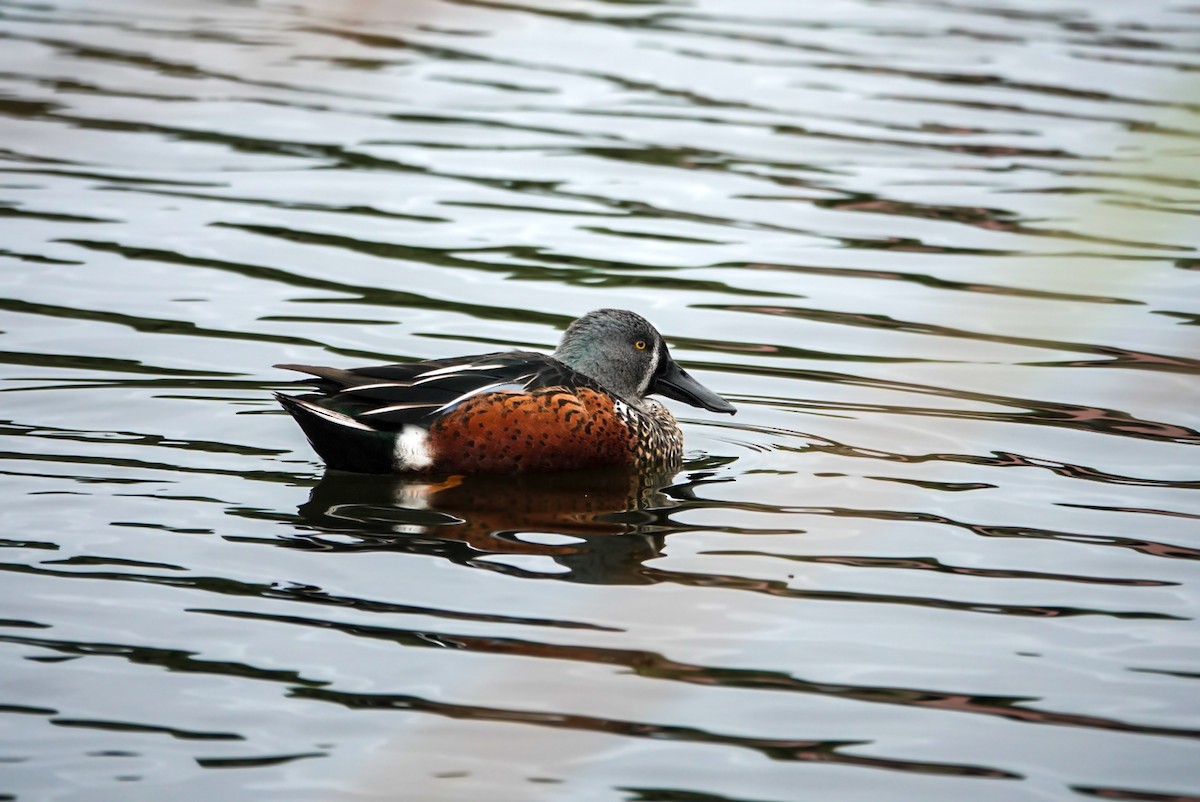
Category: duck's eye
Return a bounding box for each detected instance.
[635,340,647,350]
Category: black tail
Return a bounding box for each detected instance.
[274,393,397,473]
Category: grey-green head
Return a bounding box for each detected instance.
[553,309,736,415]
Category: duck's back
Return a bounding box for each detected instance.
[275,351,650,473]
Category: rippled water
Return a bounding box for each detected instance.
[2,0,1199,799]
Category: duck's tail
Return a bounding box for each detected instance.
[274,393,404,473]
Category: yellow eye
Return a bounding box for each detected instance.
[635,340,647,350]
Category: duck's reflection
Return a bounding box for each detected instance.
[295,467,690,585]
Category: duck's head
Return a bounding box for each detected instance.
[553,309,736,415]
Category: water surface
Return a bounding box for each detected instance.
[1,0,1198,800]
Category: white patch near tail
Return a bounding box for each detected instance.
[393,426,433,471]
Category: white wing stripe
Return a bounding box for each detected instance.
[296,399,376,431]
[341,381,414,393]
[360,402,441,417]
[416,362,507,379]
[434,380,511,413]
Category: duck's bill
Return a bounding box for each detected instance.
[653,359,737,415]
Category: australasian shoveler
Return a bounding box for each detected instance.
[273,309,736,474]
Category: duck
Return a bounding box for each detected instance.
[273,308,736,474]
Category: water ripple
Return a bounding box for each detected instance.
[2,0,1198,799]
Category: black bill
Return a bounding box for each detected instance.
[652,357,737,415]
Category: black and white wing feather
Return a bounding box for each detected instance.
[275,351,585,430]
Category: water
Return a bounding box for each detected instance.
[1,0,1198,799]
